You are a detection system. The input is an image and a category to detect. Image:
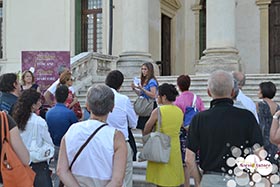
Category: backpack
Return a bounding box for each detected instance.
[183,94,199,128]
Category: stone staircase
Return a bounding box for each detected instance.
[76,74,280,108]
[75,73,280,186]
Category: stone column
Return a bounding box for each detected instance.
[192,4,202,62]
[195,0,241,74]
[117,0,158,77]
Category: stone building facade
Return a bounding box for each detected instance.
[0,0,279,75]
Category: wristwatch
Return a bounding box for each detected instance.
[273,115,279,120]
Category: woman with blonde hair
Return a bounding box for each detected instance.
[21,70,41,93]
[59,70,82,120]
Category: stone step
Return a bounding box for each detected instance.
[132,130,143,152]
[133,168,195,187]
[133,152,196,187]
[77,75,280,104]
[80,78,280,88]
[133,160,147,175]
[133,174,155,187]
[76,73,280,110]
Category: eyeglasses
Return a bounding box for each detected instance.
[141,68,147,70]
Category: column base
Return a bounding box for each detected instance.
[195,48,242,75]
[117,51,159,77]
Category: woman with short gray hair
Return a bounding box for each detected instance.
[57,85,127,187]
[86,84,115,116]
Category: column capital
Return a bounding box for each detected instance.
[203,47,239,55]
[191,4,202,12]
[256,0,271,7]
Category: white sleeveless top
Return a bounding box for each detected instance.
[65,119,116,186]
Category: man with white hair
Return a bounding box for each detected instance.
[185,70,263,187]
[232,71,259,123]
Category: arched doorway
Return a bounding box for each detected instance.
[269,0,280,73]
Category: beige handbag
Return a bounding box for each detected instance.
[138,107,171,163]
[134,97,154,117]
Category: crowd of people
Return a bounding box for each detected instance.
[0,63,280,187]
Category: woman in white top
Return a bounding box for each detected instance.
[12,89,54,187]
[57,85,127,187]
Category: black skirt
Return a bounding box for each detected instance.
[136,101,157,130]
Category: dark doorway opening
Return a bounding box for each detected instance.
[199,0,206,58]
[269,0,280,73]
[161,14,171,76]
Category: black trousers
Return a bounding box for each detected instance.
[31,161,53,187]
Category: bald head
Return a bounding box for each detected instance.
[232,71,245,89]
[208,70,234,99]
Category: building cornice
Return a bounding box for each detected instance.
[256,0,271,6]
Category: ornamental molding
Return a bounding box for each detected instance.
[161,0,181,17]
[256,0,272,6]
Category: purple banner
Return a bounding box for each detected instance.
[21,51,70,93]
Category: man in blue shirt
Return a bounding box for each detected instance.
[46,85,78,187]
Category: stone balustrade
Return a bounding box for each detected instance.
[71,52,118,91]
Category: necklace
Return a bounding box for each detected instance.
[91,118,106,123]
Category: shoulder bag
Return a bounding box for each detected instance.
[138,107,171,163]
[0,111,36,187]
[29,119,55,163]
[134,97,154,117]
[59,123,107,187]
[183,94,199,128]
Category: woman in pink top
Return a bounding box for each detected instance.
[174,75,205,187]
[174,75,205,113]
